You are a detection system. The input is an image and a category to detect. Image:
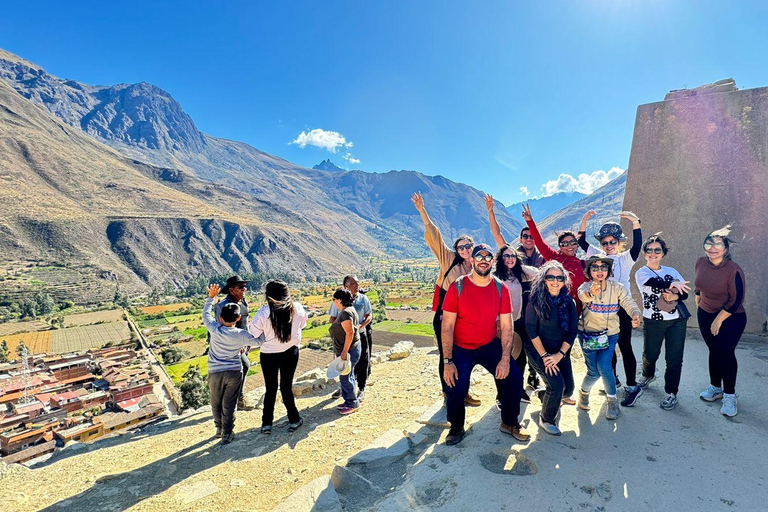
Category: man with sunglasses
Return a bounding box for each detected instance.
[518,227,546,267]
[215,275,253,410]
[441,243,530,445]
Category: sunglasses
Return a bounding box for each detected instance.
[474,254,493,262]
[235,284,247,290]
[520,234,533,240]
[601,240,618,247]
[704,242,725,250]
[644,247,663,254]
[545,275,566,282]
[502,254,517,260]
[590,264,609,271]
[457,243,474,252]
[559,240,578,248]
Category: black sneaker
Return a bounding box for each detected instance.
[214,427,222,439]
[521,390,531,404]
[620,386,643,407]
[638,375,656,389]
[445,428,466,446]
[220,432,235,445]
[527,374,541,390]
[332,388,342,399]
[615,376,622,389]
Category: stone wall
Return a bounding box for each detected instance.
[622,84,768,334]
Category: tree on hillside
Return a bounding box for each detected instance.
[15,340,28,358]
[19,299,37,319]
[0,340,9,363]
[180,365,209,410]
[159,346,188,365]
[33,292,57,316]
[113,287,131,309]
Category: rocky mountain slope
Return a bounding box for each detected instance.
[507,191,587,221]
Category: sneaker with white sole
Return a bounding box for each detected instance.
[538,416,562,436]
[720,394,738,417]
[638,375,656,389]
[660,393,677,410]
[620,385,643,407]
[700,385,724,402]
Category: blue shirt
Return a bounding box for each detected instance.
[203,298,262,373]
[329,293,372,322]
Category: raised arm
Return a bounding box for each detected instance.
[618,212,642,261]
[485,194,508,247]
[203,284,220,331]
[522,203,558,261]
[412,192,454,268]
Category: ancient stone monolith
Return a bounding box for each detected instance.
[622,81,767,334]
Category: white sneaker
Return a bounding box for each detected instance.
[720,394,738,417]
[700,385,724,402]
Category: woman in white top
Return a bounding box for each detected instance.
[249,280,308,434]
[578,210,643,406]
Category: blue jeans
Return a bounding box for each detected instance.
[580,333,619,396]
[525,345,574,424]
[338,343,361,407]
[446,337,522,429]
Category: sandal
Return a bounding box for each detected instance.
[261,425,272,435]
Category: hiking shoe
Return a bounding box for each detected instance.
[660,393,677,411]
[357,389,366,402]
[332,388,342,399]
[638,375,656,389]
[340,406,359,415]
[561,396,576,406]
[720,395,738,417]
[495,397,502,411]
[220,432,235,445]
[521,390,531,404]
[261,425,272,435]
[500,422,531,442]
[214,427,222,439]
[605,397,620,420]
[288,418,303,432]
[445,427,466,446]
[700,385,724,402]
[464,392,482,407]
[527,373,541,390]
[578,390,590,411]
[537,417,561,436]
[621,385,643,407]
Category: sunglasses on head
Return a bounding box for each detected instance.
[559,240,578,248]
[457,243,474,252]
[502,254,517,260]
[704,242,725,250]
[520,234,533,240]
[474,254,493,262]
[644,247,663,254]
[545,275,566,282]
[601,240,618,246]
[590,264,609,271]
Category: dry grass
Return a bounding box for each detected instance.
[50,322,131,353]
[0,320,49,336]
[140,303,193,315]
[1,331,53,355]
[63,309,124,327]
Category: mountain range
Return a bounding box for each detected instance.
[0,48,539,300]
[507,191,587,221]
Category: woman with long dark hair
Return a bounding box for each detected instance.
[524,261,578,436]
[249,281,308,434]
[412,191,481,407]
[695,226,746,417]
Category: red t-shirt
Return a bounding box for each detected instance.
[442,277,512,350]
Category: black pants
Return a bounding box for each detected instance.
[610,308,638,386]
[355,328,371,391]
[526,345,575,424]
[209,370,242,435]
[239,352,250,400]
[697,309,747,395]
[434,311,449,394]
[641,317,687,394]
[260,345,301,426]
[366,325,373,376]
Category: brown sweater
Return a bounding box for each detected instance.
[424,220,473,291]
[694,257,745,315]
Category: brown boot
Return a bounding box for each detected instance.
[500,423,531,442]
[464,391,482,407]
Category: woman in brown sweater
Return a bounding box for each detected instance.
[694,227,746,418]
[411,192,480,406]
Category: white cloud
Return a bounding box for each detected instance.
[291,128,353,153]
[343,153,361,165]
[541,167,625,196]
[519,186,530,197]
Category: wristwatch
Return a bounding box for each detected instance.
[559,349,567,357]
[443,358,453,364]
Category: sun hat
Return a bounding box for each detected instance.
[583,255,614,280]
[326,355,352,379]
[221,275,249,295]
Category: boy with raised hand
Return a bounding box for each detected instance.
[203,283,263,445]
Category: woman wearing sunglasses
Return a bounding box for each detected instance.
[412,192,481,406]
[634,234,691,411]
[694,227,746,417]
[524,261,578,435]
[577,211,643,406]
[577,256,641,421]
[521,204,586,318]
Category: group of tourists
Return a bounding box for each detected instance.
[197,191,746,447]
[413,192,747,444]
[202,274,372,444]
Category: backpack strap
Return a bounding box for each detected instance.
[455,275,466,297]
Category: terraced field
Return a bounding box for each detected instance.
[50,321,131,353]
[1,331,53,355]
[63,309,124,327]
[140,303,192,315]
[0,320,49,336]
[1,265,115,304]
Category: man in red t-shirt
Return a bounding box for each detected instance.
[441,243,531,445]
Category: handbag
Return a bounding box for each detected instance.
[648,267,679,313]
[581,329,609,351]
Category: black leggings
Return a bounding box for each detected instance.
[697,309,747,395]
[434,312,448,393]
[610,308,638,386]
[260,345,300,426]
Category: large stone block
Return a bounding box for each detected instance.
[387,340,414,361]
[272,475,341,512]
[347,429,411,468]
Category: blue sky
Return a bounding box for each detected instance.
[3,1,768,205]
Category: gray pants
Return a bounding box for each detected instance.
[209,370,242,435]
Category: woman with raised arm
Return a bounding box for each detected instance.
[577,210,644,406]
[524,261,578,436]
[694,227,746,418]
[634,234,692,411]
[521,203,586,317]
[412,192,481,407]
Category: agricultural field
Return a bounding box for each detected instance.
[50,321,131,353]
[165,351,260,384]
[373,320,434,338]
[1,331,53,355]
[175,340,208,359]
[139,303,192,315]
[63,309,124,327]
[0,320,49,336]
[385,310,434,323]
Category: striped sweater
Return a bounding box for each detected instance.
[577,281,641,335]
